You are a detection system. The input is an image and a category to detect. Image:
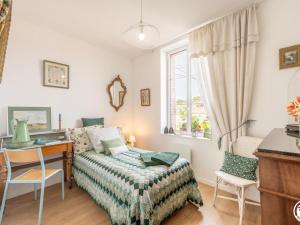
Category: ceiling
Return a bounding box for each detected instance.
[14,0,253,58]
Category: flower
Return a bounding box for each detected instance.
[287,97,300,117]
[294,96,300,106]
[287,102,296,115]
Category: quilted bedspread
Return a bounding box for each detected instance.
[73,148,203,225]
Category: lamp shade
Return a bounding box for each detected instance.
[123,22,160,49]
[129,135,136,143]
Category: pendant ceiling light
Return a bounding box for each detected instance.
[123,0,160,49]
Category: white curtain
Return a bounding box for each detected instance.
[189,5,259,149]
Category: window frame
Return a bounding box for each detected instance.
[161,40,210,139]
[166,46,190,135]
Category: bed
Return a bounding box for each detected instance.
[73,147,203,225]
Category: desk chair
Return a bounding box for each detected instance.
[0,146,64,225]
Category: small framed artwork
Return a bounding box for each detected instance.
[7,107,52,135]
[140,88,151,106]
[43,60,69,89]
[279,45,300,69]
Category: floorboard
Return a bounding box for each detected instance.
[1,183,261,225]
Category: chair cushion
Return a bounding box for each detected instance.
[215,171,256,187]
[220,151,258,181]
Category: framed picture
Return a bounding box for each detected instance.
[279,45,300,69]
[43,60,69,89]
[140,88,151,106]
[7,107,52,135]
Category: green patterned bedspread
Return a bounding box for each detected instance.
[73,148,203,225]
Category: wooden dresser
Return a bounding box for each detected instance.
[255,128,300,225]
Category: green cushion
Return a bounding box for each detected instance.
[81,118,104,127]
[220,151,258,181]
[101,138,123,155]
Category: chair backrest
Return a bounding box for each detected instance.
[2,147,46,181]
[5,148,41,163]
[232,136,263,158]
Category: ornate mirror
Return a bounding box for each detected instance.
[107,75,127,111]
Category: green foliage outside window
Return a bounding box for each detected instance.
[175,97,211,138]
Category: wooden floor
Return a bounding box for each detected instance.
[2,183,261,225]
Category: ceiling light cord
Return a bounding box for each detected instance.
[123,0,160,49]
[140,0,143,24]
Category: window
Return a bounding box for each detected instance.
[161,41,211,139]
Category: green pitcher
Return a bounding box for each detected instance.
[9,119,33,148]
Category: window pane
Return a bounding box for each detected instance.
[169,50,188,133]
[190,59,211,138]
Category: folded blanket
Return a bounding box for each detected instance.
[140,152,179,166]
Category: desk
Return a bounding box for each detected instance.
[0,141,73,198]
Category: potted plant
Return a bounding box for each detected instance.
[201,119,211,139]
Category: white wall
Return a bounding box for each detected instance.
[0,14,133,198]
[132,0,300,201]
[0,19,133,135]
[248,0,300,136]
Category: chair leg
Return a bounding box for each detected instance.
[238,186,245,225]
[61,170,64,200]
[0,182,9,224]
[38,182,45,225]
[34,184,38,200]
[213,176,219,207]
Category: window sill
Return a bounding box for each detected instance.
[161,133,211,141]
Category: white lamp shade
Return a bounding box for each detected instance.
[123,23,160,50]
[129,135,136,143]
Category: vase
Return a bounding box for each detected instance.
[164,126,169,134]
[8,119,34,148]
[168,127,174,134]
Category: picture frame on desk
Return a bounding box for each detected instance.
[7,107,52,135]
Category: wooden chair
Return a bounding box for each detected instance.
[213,136,262,225]
[0,147,64,225]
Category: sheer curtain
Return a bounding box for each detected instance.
[189,5,259,149]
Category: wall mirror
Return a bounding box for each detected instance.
[107,75,127,111]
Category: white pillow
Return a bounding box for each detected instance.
[117,127,127,144]
[109,145,128,156]
[86,127,123,153]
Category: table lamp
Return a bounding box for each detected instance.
[129,135,136,147]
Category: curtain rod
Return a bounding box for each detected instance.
[155,0,264,49]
